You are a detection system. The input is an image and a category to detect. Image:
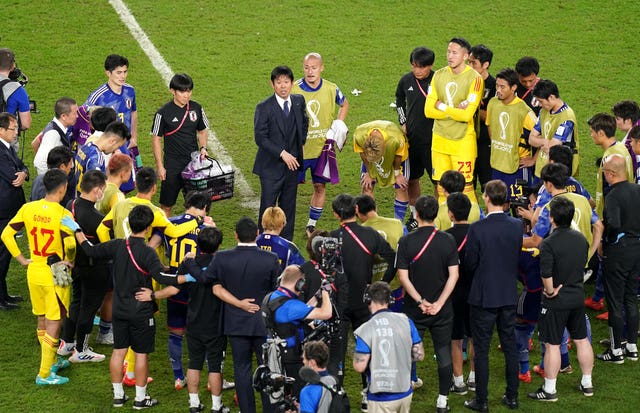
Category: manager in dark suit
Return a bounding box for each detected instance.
[0,112,28,310]
[253,65,308,240]
[463,180,522,412]
[182,217,280,413]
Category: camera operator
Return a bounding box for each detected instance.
[264,265,332,397]
[300,230,349,383]
[0,48,31,149]
[298,341,335,413]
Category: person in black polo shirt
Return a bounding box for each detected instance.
[59,170,109,363]
[528,196,594,402]
[597,153,640,364]
[151,226,232,413]
[329,193,396,410]
[397,195,459,413]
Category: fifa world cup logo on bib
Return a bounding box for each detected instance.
[378,339,392,367]
[307,100,321,128]
[499,112,510,140]
[445,82,458,107]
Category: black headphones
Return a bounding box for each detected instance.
[294,275,306,293]
[362,283,394,306]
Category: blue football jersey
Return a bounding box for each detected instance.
[256,233,305,272]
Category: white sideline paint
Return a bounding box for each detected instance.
[109,0,258,209]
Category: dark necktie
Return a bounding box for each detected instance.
[283,100,290,117]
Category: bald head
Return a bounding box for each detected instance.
[603,153,627,184]
[280,265,304,286]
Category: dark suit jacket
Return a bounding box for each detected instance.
[0,142,27,219]
[465,212,523,308]
[183,245,280,336]
[252,94,308,179]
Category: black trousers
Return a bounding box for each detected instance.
[228,335,274,413]
[413,310,454,396]
[62,264,110,348]
[470,304,519,403]
[258,171,298,241]
[0,218,13,300]
[603,239,640,348]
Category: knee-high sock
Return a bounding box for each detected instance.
[394,199,409,221]
[168,332,184,380]
[39,333,58,378]
[37,329,45,345]
[308,206,323,226]
[515,323,535,374]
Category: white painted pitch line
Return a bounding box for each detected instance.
[109,0,258,210]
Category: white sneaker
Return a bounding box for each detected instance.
[222,379,235,390]
[412,377,424,390]
[96,330,114,345]
[174,377,187,390]
[69,348,106,363]
[57,340,75,356]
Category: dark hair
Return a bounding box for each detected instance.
[612,100,640,124]
[440,170,465,194]
[184,191,211,212]
[540,163,569,189]
[46,146,74,169]
[410,47,435,67]
[354,195,376,215]
[303,340,329,368]
[270,65,294,82]
[0,48,15,71]
[235,217,258,243]
[135,167,157,193]
[0,112,16,129]
[484,179,508,206]
[449,37,471,53]
[169,73,194,91]
[515,56,539,77]
[415,195,439,221]
[549,145,573,173]
[103,121,131,141]
[495,67,519,88]
[197,226,223,254]
[447,192,471,221]
[588,113,616,138]
[90,107,118,132]
[332,194,356,220]
[128,205,154,233]
[532,79,559,100]
[54,97,77,119]
[368,281,393,305]
[306,229,329,261]
[80,169,107,193]
[629,125,640,141]
[43,169,68,194]
[470,44,493,65]
[104,54,129,72]
[549,196,574,228]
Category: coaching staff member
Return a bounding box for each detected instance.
[0,112,28,309]
[182,217,280,413]
[253,65,308,240]
[464,180,522,412]
[528,196,594,402]
[329,193,396,397]
[597,154,640,363]
[397,195,459,413]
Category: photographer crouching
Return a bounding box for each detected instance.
[262,265,333,400]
